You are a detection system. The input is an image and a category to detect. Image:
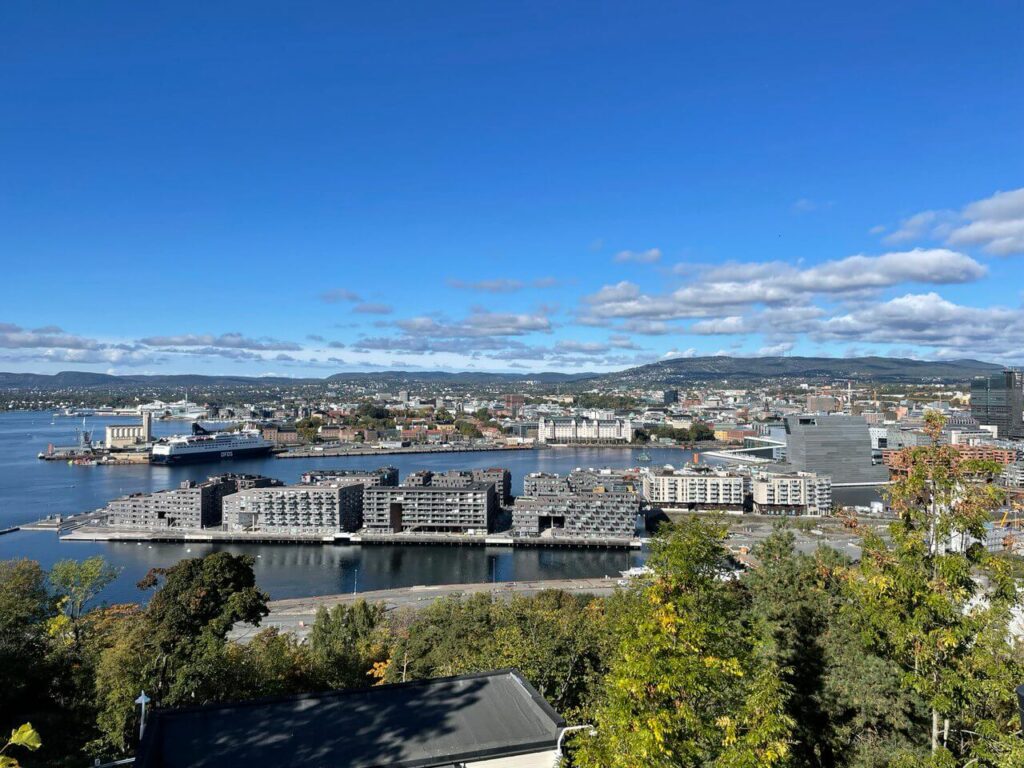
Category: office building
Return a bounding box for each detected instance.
[105,474,280,530]
[783,414,888,485]
[363,482,497,534]
[970,371,1024,439]
[223,482,364,533]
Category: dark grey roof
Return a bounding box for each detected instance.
[135,669,564,768]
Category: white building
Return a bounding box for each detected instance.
[751,471,832,516]
[536,416,635,444]
[641,467,748,511]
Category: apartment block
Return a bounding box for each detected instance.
[396,468,512,506]
[750,471,832,516]
[362,482,497,534]
[641,467,748,511]
[222,482,364,533]
[105,473,281,530]
[300,466,399,488]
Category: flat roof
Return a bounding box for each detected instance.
[136,669,564,768]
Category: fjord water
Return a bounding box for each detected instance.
[0,411,664,603]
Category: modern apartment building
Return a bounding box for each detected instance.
[430,468,513,506]
[783,414,888,485]
[750,471,832,516]
[970,371,1024,439]
[362,482,497,534]
[299,466,399,488]
[222,482,364,533]
[641,467,748,512]
[523,472,570,497]
[514,468,641,538]
[512,489,640,538]
[105,473,281,529]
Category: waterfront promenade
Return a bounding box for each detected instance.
[228,576,622,641]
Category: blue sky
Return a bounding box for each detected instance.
[2,1,1023,375]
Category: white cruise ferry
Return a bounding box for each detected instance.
[150,424,273,465]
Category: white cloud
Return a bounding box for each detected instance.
[138,333,301,351]
[613,248,662,264]
[947,187,1024,256]
[581,248,984,322]
[816,292,1024,359]
[0,323,100,350]
[881,187,1024,256]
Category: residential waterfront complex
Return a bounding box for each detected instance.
[222,482,365,534]
[104,474,282,529]
[362,482,498,534]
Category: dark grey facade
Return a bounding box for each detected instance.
[363,482,497,534]
[300,466,399,487]
[971,371,1024,439]
[105,474,281,530]
[515,469,640,538]
[783,415,888,486]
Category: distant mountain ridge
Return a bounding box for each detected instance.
[588,355,1004,386]
[0,355,1005,390]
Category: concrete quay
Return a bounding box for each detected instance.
[57,525,642,549]
[229,576,623,642]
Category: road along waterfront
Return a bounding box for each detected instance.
[228,576,623,642]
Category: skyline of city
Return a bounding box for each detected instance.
[2,2,1023,375]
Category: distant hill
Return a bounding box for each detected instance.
[0,355,1004,391]
[587,355,1003,387]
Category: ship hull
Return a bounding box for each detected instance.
[150,445,274,465]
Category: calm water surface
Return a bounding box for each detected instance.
[0,411,677,602]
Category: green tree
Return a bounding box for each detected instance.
[847,412,1022,766]
[92,553,269,755]
[574,520,793,768]
[295,416,322,443]
[454,420,482,438]
[308,600,389,689]
[49,556,119,636]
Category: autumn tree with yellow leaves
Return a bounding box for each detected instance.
[573,519,794,768]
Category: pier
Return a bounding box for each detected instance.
[57,525,642,549]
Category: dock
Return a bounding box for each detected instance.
[56,525,642,549]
